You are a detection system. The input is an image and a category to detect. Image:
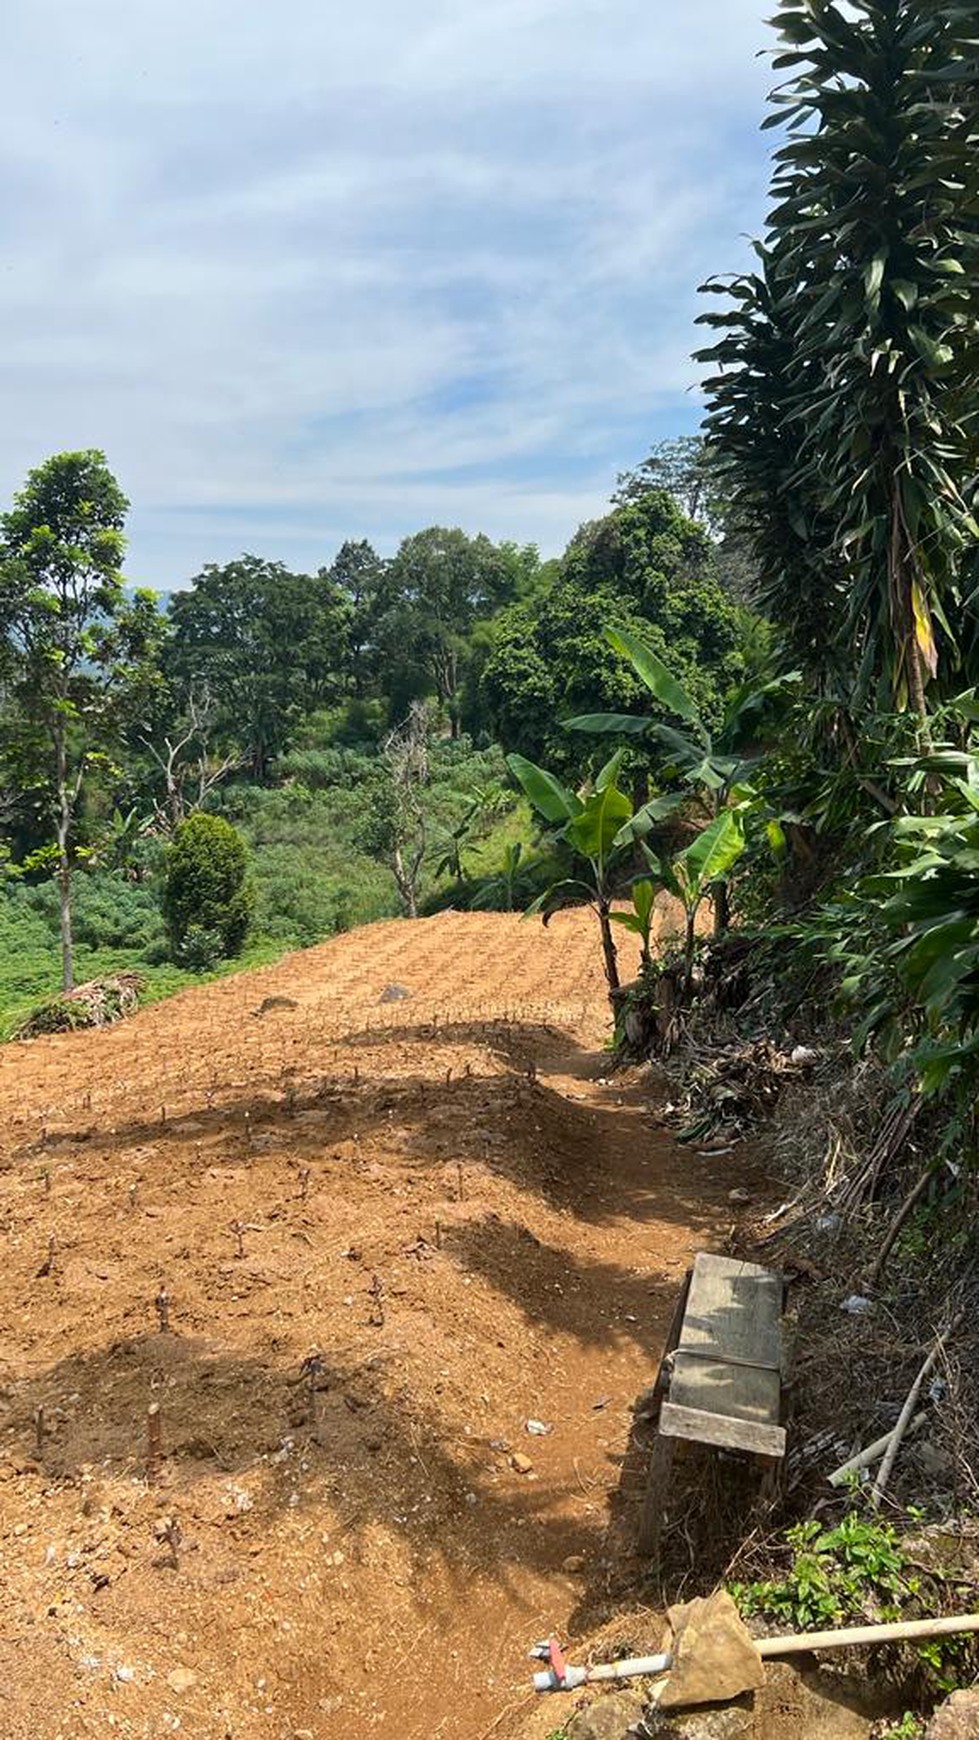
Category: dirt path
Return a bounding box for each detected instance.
[0,908,759,1740]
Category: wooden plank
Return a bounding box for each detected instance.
[637,1429,673,1561]
[669,1351,781,1427]
[677,1252,782,1373]
[660,1399,787,1459]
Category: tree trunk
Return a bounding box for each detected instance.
[392,847,418,919]
[54,724,75,991]
[682,909,696,1002]
[713,880,731,938]
[597,903,620,998]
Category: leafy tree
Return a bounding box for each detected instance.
[0,451,158,988]
[386,528,516,735]
[163,811,251,964]
[168,556,348,778]
[699,1,979,718]
[614,436,719,527]
[567,625,798,928]
[482,491,745,775]
[325,539,393,698]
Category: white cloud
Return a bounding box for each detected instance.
[2,0,773,583]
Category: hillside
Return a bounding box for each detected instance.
[0,905,757,1740]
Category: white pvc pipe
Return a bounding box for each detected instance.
[534,1653,672,1693]
[533,1613,979,1693]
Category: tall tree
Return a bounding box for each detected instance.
[0,451,156,988]
[325,539,392,698]
[481,490,745,774]
[699,0,979,718]
[387,528,514,735]
[168,556,348,778]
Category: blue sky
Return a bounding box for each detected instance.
[3,1,774,587]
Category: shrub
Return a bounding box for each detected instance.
[163,814,252,963]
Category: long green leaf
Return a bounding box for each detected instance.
[565,712,649,736]
[606,627,703,728]
[506,753,582,823]
[674,809,747,904]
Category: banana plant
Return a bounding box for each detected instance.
[641,806,748,996]
[608,876,657,970]
[567,626,794,929]
[507,748,639,995]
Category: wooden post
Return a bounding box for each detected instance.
[637,1430,673,1565]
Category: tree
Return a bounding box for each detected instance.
[168,557,348,778]
[325,540,393,698]
[614,437,719,527]
[481,491,745,775]
[163,812,251,964]
[380,700,432,919]
[386,529,515,735]
[139,679,244,836]
[699,1,979,719]
[0,450,155,989]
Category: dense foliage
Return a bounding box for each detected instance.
[163,813,252,966]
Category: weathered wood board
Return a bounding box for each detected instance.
[658,1252,786,1458]
[676,1252,783,1373]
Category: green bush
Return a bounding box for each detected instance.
[163,814,252,963]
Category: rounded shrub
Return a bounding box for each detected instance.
[163,813,252,964]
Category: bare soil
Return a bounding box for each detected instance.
[0,906,766,1740]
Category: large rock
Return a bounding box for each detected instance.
[566,1690,649,1740]
[659,1592,764,1709]
[926,1690,979,1739]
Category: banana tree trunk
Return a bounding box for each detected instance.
[682,909,697,1002]
[597,903,620,999]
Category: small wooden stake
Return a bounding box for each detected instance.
[128,1181,139,1210]
[155,1285,171,1333]
[33,1405,46,1457]
[299,1166,311,1202]
[147,1402,163,1483]
[162,1515,182,1570]
[232,1220,245,1259]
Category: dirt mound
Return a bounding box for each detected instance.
[0,907,753,1740]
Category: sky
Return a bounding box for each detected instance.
[2,1,774,588]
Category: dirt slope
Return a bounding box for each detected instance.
[0,907,750,1740]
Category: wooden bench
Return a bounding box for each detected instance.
[638,1252,787,1561]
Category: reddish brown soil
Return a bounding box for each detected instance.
[0,907,754,1740]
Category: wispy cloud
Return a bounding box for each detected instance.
[2,0,773,583]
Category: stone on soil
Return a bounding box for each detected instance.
[660,1591,764,1708]
[566,1689,649,1739]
